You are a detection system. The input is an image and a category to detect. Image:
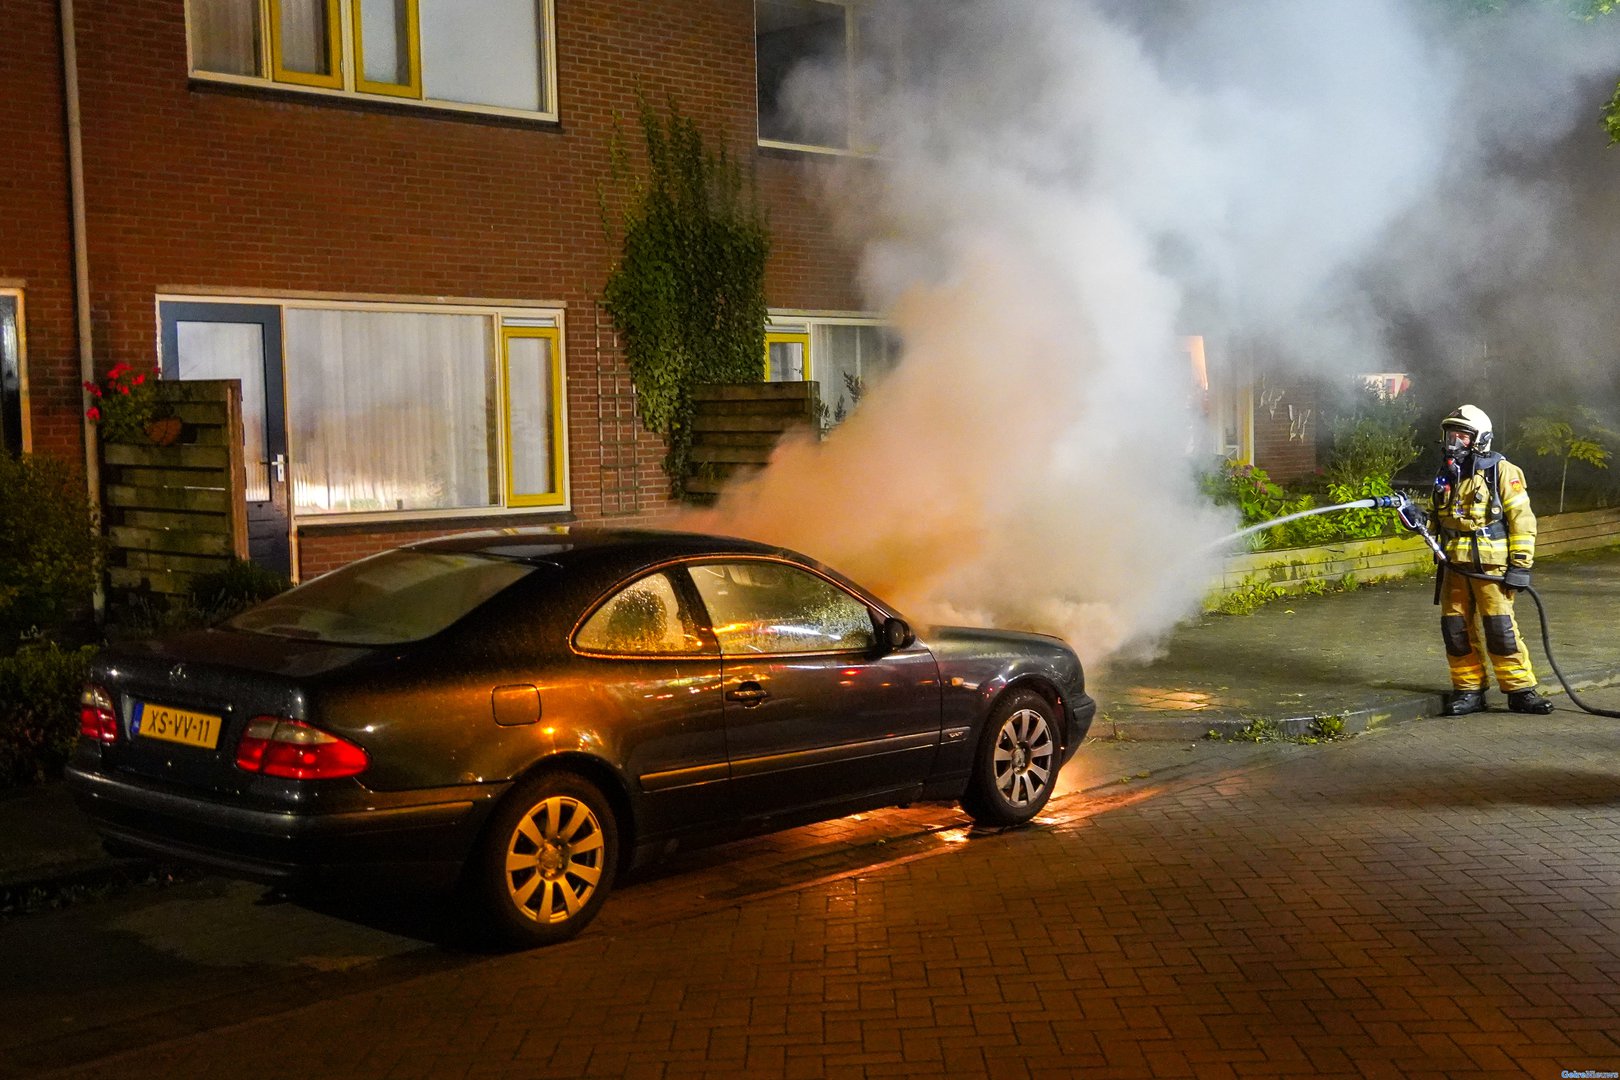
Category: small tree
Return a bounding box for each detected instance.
[601,96,769,497]
[1321,382,1422,486]
[1515,406,1615,512]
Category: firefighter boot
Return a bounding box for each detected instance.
[1508,688,1554,714]
[1443,688,1486,716]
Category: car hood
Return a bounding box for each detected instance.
[924,625,1075,660]
[922,624,1085,697]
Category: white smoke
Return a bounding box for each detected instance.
[690,0,1620,672]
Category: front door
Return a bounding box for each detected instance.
[159,302,290,577]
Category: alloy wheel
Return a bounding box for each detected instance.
[504,794,607,925]
[992,706,1055,808]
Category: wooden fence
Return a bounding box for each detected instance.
[685,382,821,501]
[101,380,247,609]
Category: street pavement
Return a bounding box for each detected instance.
[9,706,1620,1078]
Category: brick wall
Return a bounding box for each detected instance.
[1250,372,1319,483]
[0,1,80,461]
[10,0,864,579]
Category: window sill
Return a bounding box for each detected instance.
[187,76,565,133]
[296,507,575,536]
[756,140,877,161]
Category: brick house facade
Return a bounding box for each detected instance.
[4,0,869,580]
[4,1,1312,584]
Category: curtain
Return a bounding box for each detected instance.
[279,0,332,76]
[175,321,270,502]
[190,0,259,75]
[506,335,555,499]
[420,0,542,111]
[287,309,495,514]
[361,0,410,85]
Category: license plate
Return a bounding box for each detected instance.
[131,700,223,750]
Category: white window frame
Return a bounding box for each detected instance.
[1,286,30,455]
[755,0,880,156]
[765,310,893,381]
[766,310,894,431]
[184,0,560,123]
[157,292,570,525]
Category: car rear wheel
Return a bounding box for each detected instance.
[961,689,1060,827]
[467,770,619,949]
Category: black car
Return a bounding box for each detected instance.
[68,528,1095,947]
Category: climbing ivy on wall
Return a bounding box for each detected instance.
[602,96,770,497]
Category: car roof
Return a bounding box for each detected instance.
[405,526,789,568]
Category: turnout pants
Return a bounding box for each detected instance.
[1439,568,1536,693]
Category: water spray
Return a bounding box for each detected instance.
[1210,493,1410,551]
[1215,491,1620,719]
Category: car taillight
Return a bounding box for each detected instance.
[235,717,369,780]
[79,684,119,744]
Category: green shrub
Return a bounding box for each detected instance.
[1201,461,1402,552]
[0,453,103,651]
[0,642,97,787]
[1200,460,1293,527]
[109,559,292,641]
[1321,386,1421,487]
[189,559,292,623]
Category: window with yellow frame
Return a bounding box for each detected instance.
[764,330,811,382]
[190,0,552,118]
[502,325,565,508]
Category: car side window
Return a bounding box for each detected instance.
[576,571,706,656]
[688,560,876,655]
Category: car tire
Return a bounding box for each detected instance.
[961,688,1061,828]
[466,770,619,949]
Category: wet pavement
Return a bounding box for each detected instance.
[9,709,1618,1078]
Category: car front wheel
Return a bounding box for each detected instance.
[467,770,619,949]
[961,689,1061,827]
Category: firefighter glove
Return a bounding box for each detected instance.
[1502,566,1531,592]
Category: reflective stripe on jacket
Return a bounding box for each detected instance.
[1435,458,1536,570]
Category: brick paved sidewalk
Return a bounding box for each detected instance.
[47,709,1620,1079]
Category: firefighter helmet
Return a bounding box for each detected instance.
[1441,404,1493,454]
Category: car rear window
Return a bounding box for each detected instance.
[226,550,535,645]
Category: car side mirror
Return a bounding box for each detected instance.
[879,616,914,654]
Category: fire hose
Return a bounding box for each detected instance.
[1382,492,1620,719]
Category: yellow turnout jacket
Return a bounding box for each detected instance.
[1433,455,1536,571]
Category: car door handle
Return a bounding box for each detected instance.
[726,682,769,706]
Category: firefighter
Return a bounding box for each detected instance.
[1431,404,1553,715]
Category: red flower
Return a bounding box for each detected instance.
[86,406,101,421]
[119,386,131,395]
[133,373,146,386]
